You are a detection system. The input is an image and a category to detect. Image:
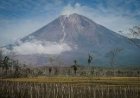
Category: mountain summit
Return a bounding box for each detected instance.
[5,13,140,66]
[22,13,98,43]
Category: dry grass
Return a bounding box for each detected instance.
[1,76,140,86]
[0,77,140,98]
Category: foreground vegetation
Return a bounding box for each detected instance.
[0,77,140,98]
[1,76,140,85]
[0,37,140,98]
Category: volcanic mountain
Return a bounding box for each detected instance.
[4,13,140,66]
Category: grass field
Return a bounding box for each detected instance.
[2,76,140,86]
[0,77,140,98]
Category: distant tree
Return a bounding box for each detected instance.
[88,54,93,66]
[47,56,55,76]
[9,52,16,72]
[3,56,10,75]
[54,67,58,75]
[72,60,78,75]
[48,67,52,76]
[107,48,123,76]
[25,68,31,77]
[0,50,3,72]
[37,70,43,76]
[14,60,20,78]
[87,54,93,75]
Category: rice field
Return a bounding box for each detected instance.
[0,77,140,98]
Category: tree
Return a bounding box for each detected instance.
[0,50,3,72]
[87,54,93,75]
[25,68,31,77]
[14,60,20,78]
[54,67,58,75]
[107,48,123,76]
[72,60,78,75]
[88,54,93,66]
[47,56,55,76]
[3,56,10,75]
[48,67,52,76]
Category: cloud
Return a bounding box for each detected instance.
[61,3,82,16]
[0,0,63,46]
[61,3,140,37]
[8,40,73,55]
[0,15,58,46]
[0,1,140,46]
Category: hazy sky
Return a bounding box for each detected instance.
[0,0,140,46]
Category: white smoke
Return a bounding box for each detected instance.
[61,3,81,16]
[3,40,74,55]
[61,3,140,38]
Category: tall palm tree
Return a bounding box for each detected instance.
[88,54,93,75]
[88,54,93,66]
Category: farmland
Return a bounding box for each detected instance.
[0,50,140,98]
[0,77,140,98]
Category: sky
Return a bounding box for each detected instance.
[0,0,140,46]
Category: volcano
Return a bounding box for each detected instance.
[4,13,140,66]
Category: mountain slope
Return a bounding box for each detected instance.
[4,13,140,66]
